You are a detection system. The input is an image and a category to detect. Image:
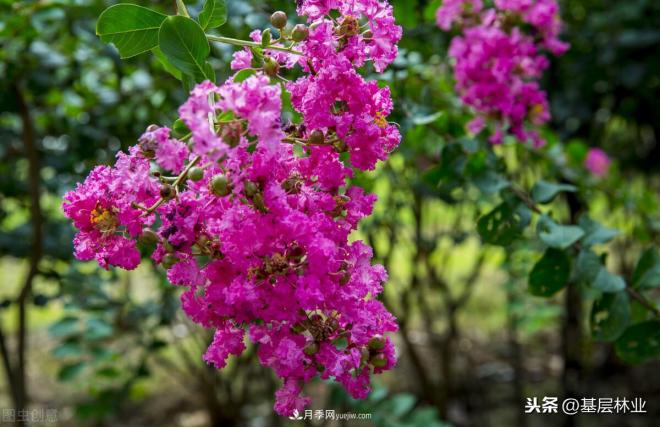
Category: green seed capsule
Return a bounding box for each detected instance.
[188,167,204,182]
[211,174,230,196]
[292,24,309,42]
[270,11,287,29]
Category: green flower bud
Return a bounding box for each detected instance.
[308,129,325,145]
[161,254,179,269]
[138,229,160,246]
[188,166,204,182]
[244,181,258,198]
[263,56,280,77]
[303,342,319,356]
[270,11,287,29]
[160,184,175,199]
[211,174,230,196]
[253,193,267,212]
[368,335,385,351]
[369,353,387,368]
[292,24,309,42]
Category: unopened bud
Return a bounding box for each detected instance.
[308,129,325,145]
[160,184,175,199]
[363,29,374,39]
[139,229,160,246]
[146,124,159,133]
[211,174,230,196]
[161,254,179,269]
[244,181,258,198]
[263,56,280,77]
[253,193,267,212]
[292,24,309,42]
[369,353,387,368]
[270,11,287,29]
[188,166,204,182]
[368,335,385,351]
[303,342,319,356]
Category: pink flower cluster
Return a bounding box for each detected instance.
[63,1,401,417]
[584,148,611,177]
[436,0,569,146]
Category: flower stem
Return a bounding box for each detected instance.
[207,35,303,55]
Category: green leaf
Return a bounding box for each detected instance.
[49,316,80,338]
[152,46,182,80]
[58,362,85,382]
[233,68,256,83]
[84,317,113,340]
[96,4,167,58]
[473,170,509,195]
[591,291,631,342]
[52,341,83,359]
[576,250,602,282]
[615,321,660,364]
[579,216,619,247]
[537,215,585,249]
[198,0,227,30]
[531,180,576,204]
[593,268,626,293]
[477,202,527,246]
[632,247,660,289]
[528,248,570,297]
[158,16,211,81]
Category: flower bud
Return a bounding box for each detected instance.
[368,335,385,351]
[308,130,325,145]
[138,229,160,246]
[270,11,287,29]
[363,29,374,39]
[146,124,159,133]
[161,254,179,269]
[160,184,175,199]
[244,181,258,198]
[369,353,387,368]
[263,56,280,77]
[210,174,230,197]
[334,139,348,153]
[292,24,309,42]
[303,342,319,356]
[252,193,267,212]
[188,166,204,182]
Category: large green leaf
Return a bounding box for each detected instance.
[159,16,211,81]
[531,180,576,204]
[591,291,631,342]
[537,215,585,249]
[199,0,228,30]
[576,249,602,282]
[96,4,167,58]
[593,268,626,293]
[579,216,619,247]
[477,202,527,246]
[615,321,660,364]
[528,248,570,297]
[632,247,660,289]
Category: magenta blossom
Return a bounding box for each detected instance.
[584,148,611,177]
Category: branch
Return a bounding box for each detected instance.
[13,82,43,412]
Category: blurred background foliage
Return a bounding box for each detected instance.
[0,0,658,426]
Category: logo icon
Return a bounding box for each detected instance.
[289,409,303,420]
